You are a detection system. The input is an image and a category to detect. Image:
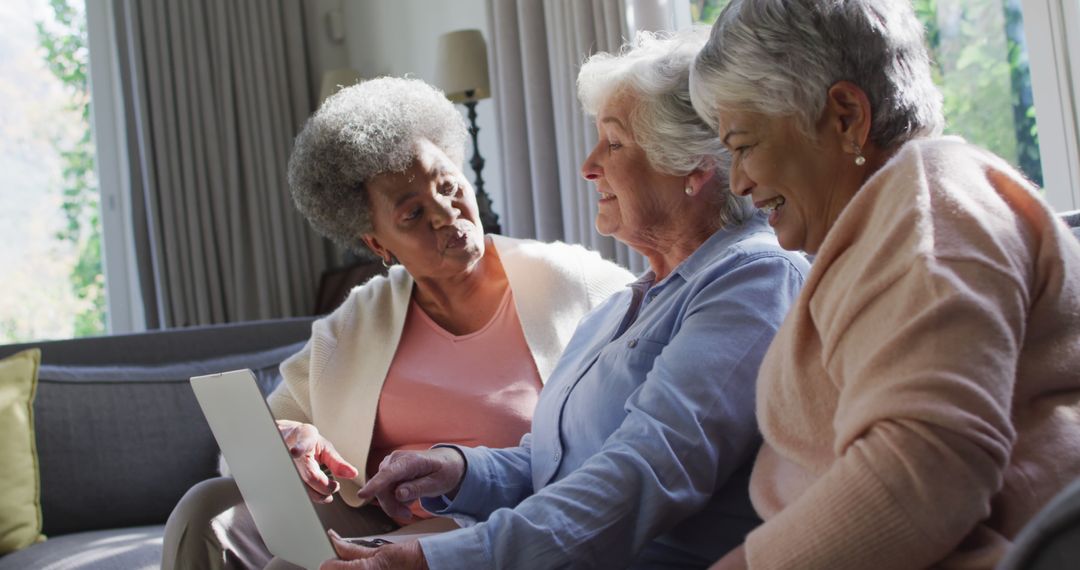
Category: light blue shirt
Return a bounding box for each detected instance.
[419,214,808,569]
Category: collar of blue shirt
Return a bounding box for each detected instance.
[630,211,773,295]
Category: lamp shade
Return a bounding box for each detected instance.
[435,29,491,102]
[319,68,363,106]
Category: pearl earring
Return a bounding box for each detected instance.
[852,141,867,166]
[684,186,694,196]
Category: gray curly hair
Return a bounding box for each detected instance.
[288,76,468,253]
[578,29,754,229]
[690,0,944,151]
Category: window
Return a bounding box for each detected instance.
[687,0,1046,190]
[1022,0,1080,210]
[0,0,105,342]
[919,0,1042,187]
[688,0,731,22]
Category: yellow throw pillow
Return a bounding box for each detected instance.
[0,348,45,554]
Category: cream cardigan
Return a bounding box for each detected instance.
[267,235,633,506]
[746,137,1080,569]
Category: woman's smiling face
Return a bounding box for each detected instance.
[362,138,485,280]
[716,109,852,254]
[580,91,687,251]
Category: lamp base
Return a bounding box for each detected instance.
[463,94,501,235]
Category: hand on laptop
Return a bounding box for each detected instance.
[277,419,359,504]
[321,529,428,570]
[356,448,466,520]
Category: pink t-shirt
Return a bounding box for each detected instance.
[367,286,542,520]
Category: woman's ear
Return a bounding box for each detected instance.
[824,81,873,152]
[361,234,390,263]
[685,164,717,196]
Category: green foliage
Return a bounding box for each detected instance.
[914,0,941,53]
[915,0,1041,186]
[36,0,106,337]
[690,0,730,25]
[1003,0,1041,185]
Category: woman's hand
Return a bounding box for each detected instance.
[320,530,428,570]
[356,448,466,520]
[709,543,748,570]
[277,420,358,504]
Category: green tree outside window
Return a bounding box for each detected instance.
[36,0,106,337]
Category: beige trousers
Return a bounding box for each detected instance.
[161,477,398,570]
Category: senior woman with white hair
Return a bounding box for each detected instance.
[160,77,635,569]
[322,29,808,570]
[690,1,1080,568]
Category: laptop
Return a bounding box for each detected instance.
[190,369,446,569]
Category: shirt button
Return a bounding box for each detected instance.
[554,450,561,461]
[628,339,638,348]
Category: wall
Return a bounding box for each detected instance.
[304,0,505,225]
[302,0,352,107]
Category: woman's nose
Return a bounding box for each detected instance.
[430,195,459,227]
[730,168,754,197]
[581,148,601,181]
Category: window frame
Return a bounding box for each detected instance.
[1023,0,1080,211]
[85,0,145,333]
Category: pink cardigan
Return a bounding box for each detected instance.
[746,137,1080,569]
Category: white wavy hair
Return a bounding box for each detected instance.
[287,77,468,253]
[690,0,944,150]
[578,28,754,229]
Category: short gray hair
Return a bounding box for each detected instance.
[578,29,754,229]
[690,0,944,150]
[288,77,468,253]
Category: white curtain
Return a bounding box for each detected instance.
[488,0,677,274]
[111,0,334,328]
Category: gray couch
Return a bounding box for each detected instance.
[1063,209,1080,238]
[0,317,314,570]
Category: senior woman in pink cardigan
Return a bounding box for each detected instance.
[690,0,1080,568]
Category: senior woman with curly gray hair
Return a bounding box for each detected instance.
[323,29,808,570]
[690,1,1080,568]
[160,77,634,569]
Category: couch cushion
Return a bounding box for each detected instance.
[0,317,316,366]
[1061,209,1080,241]
[33,342,303,537]
[0,349,45,554]
[0,524,163,570]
